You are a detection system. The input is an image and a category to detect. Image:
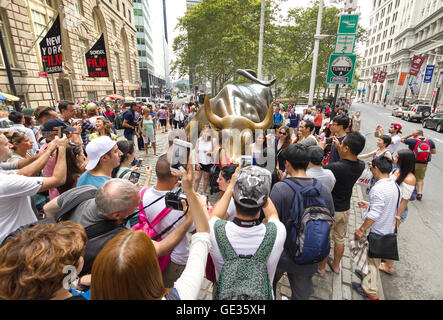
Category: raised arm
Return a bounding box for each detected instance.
[17,139,58,176]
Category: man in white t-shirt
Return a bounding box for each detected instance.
[141,154,195,288]
[0,133,68,244]
[209,166,286,298]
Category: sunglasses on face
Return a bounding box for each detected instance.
[280,132,288,135]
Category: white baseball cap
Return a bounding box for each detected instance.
[85,136,116,171]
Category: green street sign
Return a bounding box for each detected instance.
[326,54,357,85]
[334,34,356,54]
[338,14,359,34]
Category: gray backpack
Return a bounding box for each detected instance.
[214,219,277,300]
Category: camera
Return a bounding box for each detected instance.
[165,187,188,211]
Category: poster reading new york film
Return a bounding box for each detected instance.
[85,34,109,77]
[39,15,62,74]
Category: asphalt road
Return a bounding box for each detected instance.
[352,102,443,300]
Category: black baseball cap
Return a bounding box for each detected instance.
[42,118,76,133]
[308,146,325,165]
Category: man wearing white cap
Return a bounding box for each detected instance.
[77,136,123,189]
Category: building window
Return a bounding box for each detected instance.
[115,52,122,80]
[111,20,117,34]
[78,38,88,75]
[0,14,14,67]
[93,11,102,36]
[73,0,83,15]
[116,0,120,11]
[31,9,47,35]
[123,3,126,17]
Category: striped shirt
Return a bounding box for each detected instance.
[364,178,401,236]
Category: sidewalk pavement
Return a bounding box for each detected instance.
[120,129,384,301]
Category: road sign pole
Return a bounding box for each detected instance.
[332,84,339,107]
[308,0,324,107]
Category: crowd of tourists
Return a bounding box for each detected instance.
[0,98,436,301]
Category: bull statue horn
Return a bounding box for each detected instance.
[254,102,275,130]
[204,94,223,129]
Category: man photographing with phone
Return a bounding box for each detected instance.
[140,154,196,288]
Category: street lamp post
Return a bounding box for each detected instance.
[308,0,324,107]
[257,0,265,79]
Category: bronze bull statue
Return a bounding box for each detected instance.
[186,70,276,163]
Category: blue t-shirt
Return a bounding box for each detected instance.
[288,113,300,128]
[123,110,135,136]
[77,172,110,189]
[274,113,283,125]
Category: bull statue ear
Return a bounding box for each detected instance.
[236,69,277,87]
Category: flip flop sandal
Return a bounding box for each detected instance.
[352,282,379,300]
[327,258,339,274]
[379,263,394,275]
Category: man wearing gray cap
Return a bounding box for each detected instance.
[209,166,286,299]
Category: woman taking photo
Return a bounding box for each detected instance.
[89,117,117,141]
[379,149,417,276]
[194,125,216,195]
[358,135,392,161]
[5,131,33,162]
[112,140,152,185]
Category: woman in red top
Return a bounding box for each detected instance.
[314,107,323,135]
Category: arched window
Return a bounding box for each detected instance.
[92,11,102,36]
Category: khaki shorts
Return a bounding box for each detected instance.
[332,210,350,245]
[162,261,185,288]
[415,163,428,182]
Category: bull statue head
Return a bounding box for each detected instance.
[186,69,276,163]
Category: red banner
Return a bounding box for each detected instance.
[409,55,425,76]
[398,72,407,86]
[372,72,380,84]
[378,71,387,83]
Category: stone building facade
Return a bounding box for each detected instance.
[358,0,443,107]
[0,0,140,109]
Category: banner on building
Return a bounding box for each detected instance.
[409,55,425,76]
[85,34,109,77]
[372,72,379,84]
[424,65,435,83]
[39,15,62,74]
[378,71,387,83]
[398,72,408,86]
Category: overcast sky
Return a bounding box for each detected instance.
[166,0,372,81]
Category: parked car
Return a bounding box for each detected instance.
[401,104,432,122]
[392,106,406,118]
[423,113,443,133]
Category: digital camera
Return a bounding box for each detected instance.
[165,187,188,211]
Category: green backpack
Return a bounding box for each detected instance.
[214,219,277,300]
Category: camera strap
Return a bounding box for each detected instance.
[232,217,262,228]
[151,207,188,241]
[122,195,166,224]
